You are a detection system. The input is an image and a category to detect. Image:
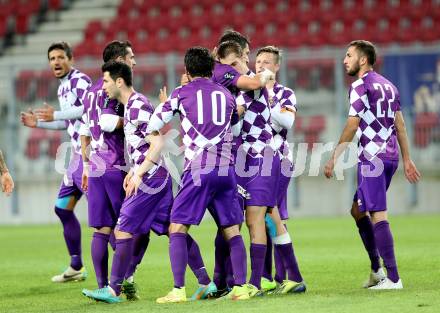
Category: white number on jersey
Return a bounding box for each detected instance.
[373,83,396,119]
[196,89,227,125]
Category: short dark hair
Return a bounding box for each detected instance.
[218,29,250,49]
[256,46,282,64]
[184,47,215,78]
[349,40,376,66]
[102,40,132,63]
[48,42,73,60]
[101,61,133,87]
[217,40,242,60]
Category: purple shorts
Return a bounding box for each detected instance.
[171,166,244,227]
[236,154,280,208]
[58,153,84,200]
[87,169,126,229]
[277,158,294,220]
[117,171,173,236]
[353,159,398,212]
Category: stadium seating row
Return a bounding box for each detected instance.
[0,0,63,37]
[74,0,440,56]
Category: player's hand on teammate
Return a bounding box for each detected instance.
[403,159,421,184]
[35,103,55,121]
[324,158,335,179]
[159,86,168,103]
[125,173,142,197]
[20,108,37,128]
[123,170,134,192]
[1,171,14,196]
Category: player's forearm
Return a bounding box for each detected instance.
[80,135,91,163]
[237,75,262,91]
[0,150,9,174]
[136,133,164,177]
[54,105,84,120]
[395,111,411,162]
[37,120,67,130]
[332,122,357,161]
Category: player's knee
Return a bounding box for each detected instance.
[350,202,360,219]
[55,196,75,210]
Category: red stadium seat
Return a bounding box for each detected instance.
[48,0,62,10]
[48,132,62,159]
[26,129,47,160]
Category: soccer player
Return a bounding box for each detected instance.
[78,40,134,296]
[210,31,275,297]
[148,47,249,303]
[324,40,421,289]
[255,46,305,294]
[0,150,14,196]
[20,42,91,282]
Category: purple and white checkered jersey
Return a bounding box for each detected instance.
[58,68,92,154]
[124,92,163,175]
[148,77,236,170]
[349,71,400,162]
[236,87,275,158]
[269,82,297,162]
[80,78,126,171]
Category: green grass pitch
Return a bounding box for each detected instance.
[0,214,439,313]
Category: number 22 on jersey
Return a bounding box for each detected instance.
[373,83,396,119]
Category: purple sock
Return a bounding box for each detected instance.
[186,234,210,285]
[249,243,267,289]
[374,221,399,283]
[169,233,188,288]
[274,245,286,283]
[213,231,229,289]
[228,235,247,286]
[110,238,134,295]
[356,216,380,271]
[109,232,116,251]
[225,257,235,287]
[125,232,150,279]
[91,232,110,288]
[55,207,82,270]
[263,233,273,281]
[275,243,303,282]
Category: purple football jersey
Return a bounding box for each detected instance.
[58,68,92,154]
[124,91,166,176]
[211,62,241,97]
[236,87,275,158]
[81,78,126,170]
[348,71,400,162]
[148,77,236,170]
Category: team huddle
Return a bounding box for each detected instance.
[20,30,420,304]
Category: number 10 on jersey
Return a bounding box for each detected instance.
[196,89,226,125]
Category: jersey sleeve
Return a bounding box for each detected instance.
[71,74,92,106]
[280,87,297,112]
[147,87,180,133]
[348,79,367,118]
[214,64,241,89]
